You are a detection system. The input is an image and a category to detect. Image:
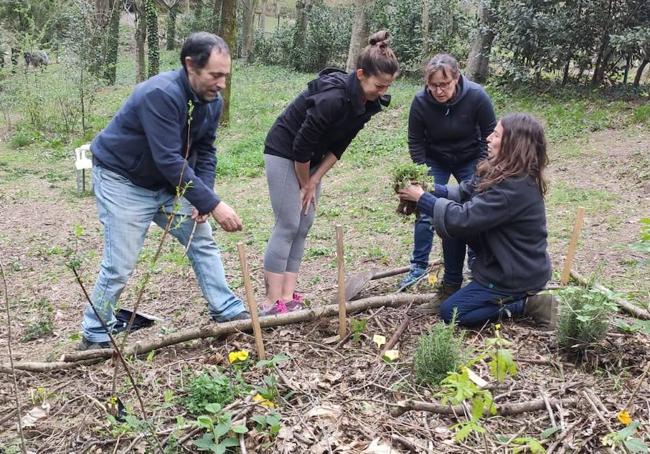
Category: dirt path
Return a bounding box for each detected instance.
[0,125,648,452]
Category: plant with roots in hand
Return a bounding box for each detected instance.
[392,162,434,216]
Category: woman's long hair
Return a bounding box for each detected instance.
[476,113,549,196]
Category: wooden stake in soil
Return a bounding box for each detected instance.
[560,206,585,285]
[236,242,265,360]
[336,224,347,339]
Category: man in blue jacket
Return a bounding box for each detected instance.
[79,32,248,350]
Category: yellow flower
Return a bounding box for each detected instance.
[253,393,276,408]
[617,410,632,426]
[228,350,249,364]
[494,323,502,331]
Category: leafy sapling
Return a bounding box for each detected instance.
[391,162,433,216]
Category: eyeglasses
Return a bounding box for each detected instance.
[428,80,455,91]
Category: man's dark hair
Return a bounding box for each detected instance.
[180,32,230,70]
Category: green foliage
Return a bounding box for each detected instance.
[556,286,618,352]
[193,403,247,453]
[511,437,546,453]
[602,422,649,453]
[391,162,433,190]
[256,353,290,369]
[493,0,650,87]
[484,328,518,382]
[630,218,650,254]
[369,0,471,75]
[253,3,351,71]
[21,298,54,342]
[633,104,650,124]
[350,318,367,344]
[184,368,246,415]
[251,412,281,437]
[439,367,496,441]
[413,318,464,386]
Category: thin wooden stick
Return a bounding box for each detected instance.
[336,224,346,339]
[1,262,26,454]
[237,243,265,360]
[560,206,585,285]
[390,397,578,418]
[380,302,413,356]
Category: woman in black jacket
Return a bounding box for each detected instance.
[262,31,400,315]
[399,113,557,328]
[400,54,496,295]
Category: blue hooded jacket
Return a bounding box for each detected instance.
[91,68,222,214]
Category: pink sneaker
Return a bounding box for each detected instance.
[285,292,305,311]
[261,299,289,316]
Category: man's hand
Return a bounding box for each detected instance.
[191,208,209,224]
[398,184,425,202]
[211,201,243,232]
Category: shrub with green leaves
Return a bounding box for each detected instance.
[557,286,618,351]
[391,162,434,216]
[184,368,247,415]
[414,318,464,386]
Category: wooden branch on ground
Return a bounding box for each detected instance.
[571,269,650,320]
[380,307,412,356]
[390,397,578,418]
[2,293,439,372]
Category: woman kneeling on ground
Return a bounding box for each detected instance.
[399,113,557,328]
[261,31,400,315]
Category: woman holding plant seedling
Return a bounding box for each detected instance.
[400,53,496,295]
[261,31,400,315]
[399,113,557,328]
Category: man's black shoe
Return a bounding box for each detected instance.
[213,311,251,323]
[77,337,111,351]
[227,311,251,321]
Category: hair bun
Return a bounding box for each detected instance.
[368,30,390,47]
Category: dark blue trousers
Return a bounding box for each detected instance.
[439,280,526,327]
[411,159,476,284]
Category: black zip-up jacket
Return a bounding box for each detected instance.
[418,175,551,293]
[264,68,390,167]
[408,75,496,166]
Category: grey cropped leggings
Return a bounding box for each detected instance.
[264,154,322,273]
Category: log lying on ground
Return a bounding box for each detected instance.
[390,397,579,418]
[571,270,650,320]
[2,293,439,372]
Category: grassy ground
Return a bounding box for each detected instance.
[0,59,648,452]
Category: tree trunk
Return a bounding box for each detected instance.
[561,57,571,85]
[241,0,259,61]
[220,0,236,125]
[633,59,649,89]
[623,53,631,85]
[146,0,160,78]
[421,0,429,58]
[258,0,268,31]
[134,1,147,83]
[166,2,178,50]
[213,0,224,35]
[465,0,497,83]
[104,0,120,85]
[292,0,311,66]
[345,0,370,72]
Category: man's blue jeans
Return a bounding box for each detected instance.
[82,165,245,342]
[411,159,477,285]
[440,280,526,327]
